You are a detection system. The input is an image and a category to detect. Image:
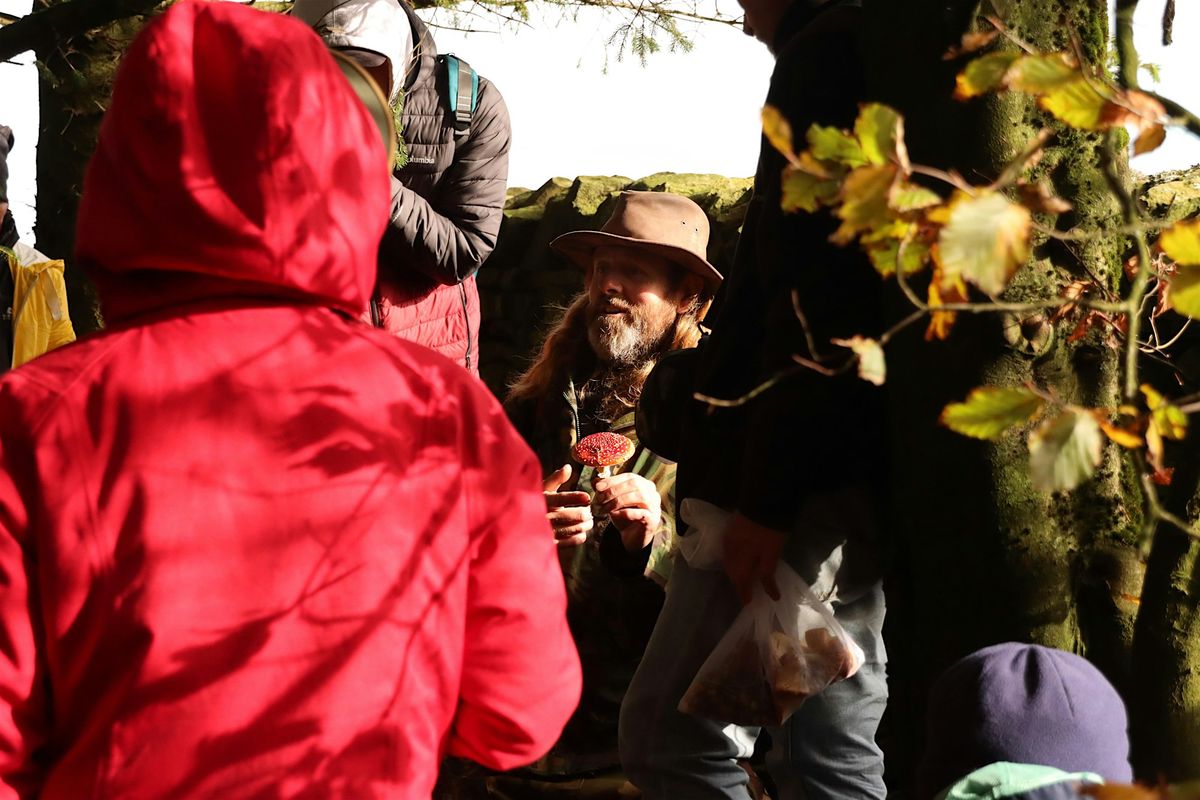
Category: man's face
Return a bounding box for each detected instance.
[737,0,791,48]
[585,245,685,365]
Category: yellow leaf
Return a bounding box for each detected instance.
[1134,124,1167,156]
[954,52,1021,99]
[806,124,868,168]
[867,238,930,278]
[855,104,908,170]
[762,105,794,159]
[1096,415,1144,448]
[1006,52,1079,93]
[832,164,898,245]
[1142,384,1188,441]
[832,336,886,386]
[781,165,840,213]
[1160,219,1200,266]
[1169,265,1200,319]
[937,190,1031,296]
[1039,79,1110,130]
[889,180,942,212]
[940,386,1044,439]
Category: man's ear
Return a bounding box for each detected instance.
[675,274,704,313]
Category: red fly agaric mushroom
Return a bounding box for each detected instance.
[571,432,636,478]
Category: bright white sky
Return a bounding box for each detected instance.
[1,0,1198,246]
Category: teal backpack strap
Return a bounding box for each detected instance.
[439,53,479,132]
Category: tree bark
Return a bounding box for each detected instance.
[862,0,1161,792]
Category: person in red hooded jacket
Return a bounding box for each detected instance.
[0,3,580,798]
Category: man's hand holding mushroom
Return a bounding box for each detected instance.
[593,472,662,552]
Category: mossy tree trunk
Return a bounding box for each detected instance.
[31,0,155,333]
[864,0,1198,789]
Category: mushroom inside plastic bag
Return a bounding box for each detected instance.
[676,499,865,727]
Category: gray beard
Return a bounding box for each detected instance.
[588,312,671,366]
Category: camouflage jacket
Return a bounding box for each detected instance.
[503,376,677,776]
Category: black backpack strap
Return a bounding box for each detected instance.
[438,54,479,133]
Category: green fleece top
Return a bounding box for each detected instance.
[936,762,1104,800]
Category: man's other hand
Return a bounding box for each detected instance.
[542,464,592,548]
[723,512,785,605]
[594,473,662,552]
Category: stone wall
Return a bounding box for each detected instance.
[477,172,753,395]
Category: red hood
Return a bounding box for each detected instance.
[75,0,389,322]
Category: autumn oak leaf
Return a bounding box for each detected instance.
[1028,409,1104,493]
[937,191,1032,296]
[1160,219,1200,266]
[940,386,1043,440]
[1095,415,1144,449]
[855,104,909,171]
[782,165,840,214]
[1039,79,1110,130]
[806,124,868,168]
[832,164,898,245]
[1005,53,1080,94]
[1134,124,1167,156]
[889,180,942,213]
[1141,384,1188,441]
[762,105,795,161]
[954,51,1021,99]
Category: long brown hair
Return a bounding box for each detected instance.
[508,276,707,421]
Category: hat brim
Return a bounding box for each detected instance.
[551,230,723,294]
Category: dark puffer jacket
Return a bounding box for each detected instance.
[375,2,511,373]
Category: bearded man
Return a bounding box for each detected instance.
[445,191,721,798]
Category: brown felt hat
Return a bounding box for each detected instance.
[551,191,722,293]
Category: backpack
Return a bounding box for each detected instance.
[438,54,478,132]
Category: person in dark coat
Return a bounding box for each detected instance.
[918,643,1133,800]
[618,1,887,798]
[294,0,511,373]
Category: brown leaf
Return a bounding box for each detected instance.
[1152,467,1176,486]
[926,267,969,341]
[1017,181,1074,215]
[1051,279,1092,322]
[1099,90,1168,137]
[943,29,1000,60]
[1068,311,1101,343]
[1134,123,1167,156]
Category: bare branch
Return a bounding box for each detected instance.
[0,0,163,63]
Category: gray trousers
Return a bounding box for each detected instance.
[618,555,887,800]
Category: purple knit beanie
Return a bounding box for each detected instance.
[917,643,1133,798]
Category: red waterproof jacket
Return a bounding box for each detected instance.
[0,4,579,798]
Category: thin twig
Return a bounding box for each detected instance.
[1114,0,1140,90]
[878,308,928,346]
[988,129,1054,191]
[910,164,974,193]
